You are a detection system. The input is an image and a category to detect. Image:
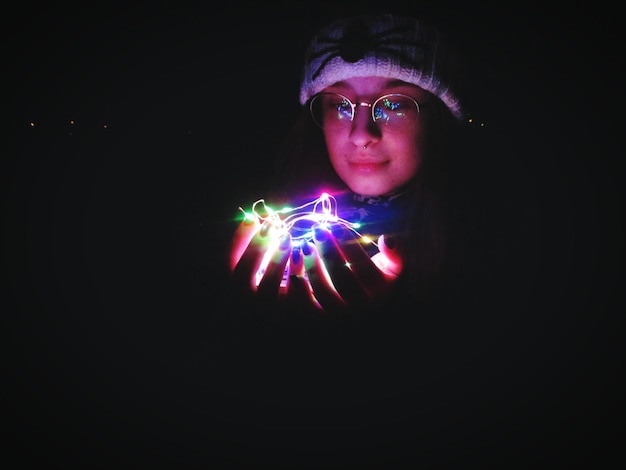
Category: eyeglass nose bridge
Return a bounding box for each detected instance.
[352,101,375,123]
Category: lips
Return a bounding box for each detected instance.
[347,160,389,173]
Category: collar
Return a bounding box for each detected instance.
[352,191,407,206]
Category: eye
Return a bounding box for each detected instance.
[327,96,352,120]
[310,93,355,128]
[374,95,418,122]
[379,96,405,112]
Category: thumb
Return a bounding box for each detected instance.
[371,234,404,278]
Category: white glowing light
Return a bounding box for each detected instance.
[243,192,363,242]
[240,192,374,289]
[254,224,282,287]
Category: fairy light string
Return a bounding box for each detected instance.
[239,192,378,288]
[239,192,377,247]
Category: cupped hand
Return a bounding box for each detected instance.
[229,218,404,312]
[305,223,402,309]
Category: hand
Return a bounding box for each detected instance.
[230,217,325,312]
[229,218,404,312]
[230,218,292,304]
[297,223,402,310]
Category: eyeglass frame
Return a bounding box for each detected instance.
[308,92,423,131]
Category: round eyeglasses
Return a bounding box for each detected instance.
[309,92,421,133]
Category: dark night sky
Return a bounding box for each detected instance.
[2,1,623,466]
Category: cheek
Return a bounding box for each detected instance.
[323,131,344,168]
[390,156,420,188]
[402,156,421,177]
[323,129,341,152]
[392,138,422,174]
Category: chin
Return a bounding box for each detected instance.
[348,184,391,197]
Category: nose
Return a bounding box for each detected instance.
[349,102,381,148]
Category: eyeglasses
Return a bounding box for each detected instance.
[309,92,421,133]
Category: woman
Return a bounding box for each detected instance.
[229,12,472,316]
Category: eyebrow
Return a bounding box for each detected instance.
[386,79,414,89]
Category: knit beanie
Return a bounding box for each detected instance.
[299,13,462,119]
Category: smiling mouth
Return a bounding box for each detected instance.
[348,161,388,173]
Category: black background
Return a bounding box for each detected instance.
[2,1,623,466]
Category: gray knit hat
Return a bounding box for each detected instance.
[299,13,462,118]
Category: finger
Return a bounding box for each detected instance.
[331,224,389,297]
[288,244,305,277]
[313,225,367,308]
[229,214,261,271]
[256,233,292,301]
[286,273,324,313]
[372,234,404,278]
[231,221,272,291]
[287,246,329,312]
[285,245,326,313]
[301,240,346,312]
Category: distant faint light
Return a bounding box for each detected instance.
[467,117,485,127]
[69,120,75,125]
[29,122,35,127]
[103,124,108,129]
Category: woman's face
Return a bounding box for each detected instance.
[320,77,433,197]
